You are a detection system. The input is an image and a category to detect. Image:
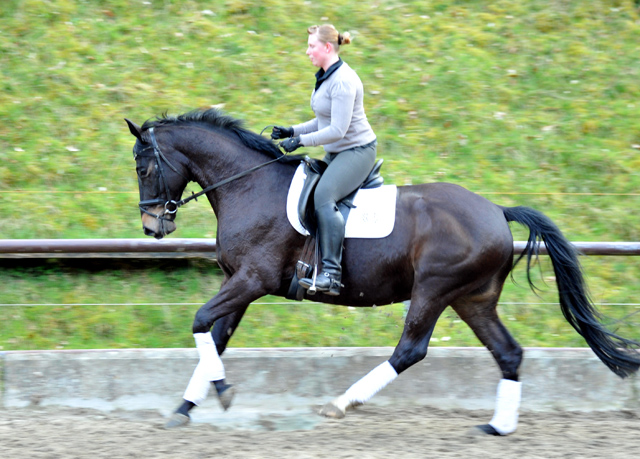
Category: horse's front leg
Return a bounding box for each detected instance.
[165,271,267,428]
[211,307,249,355]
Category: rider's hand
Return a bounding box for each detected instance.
[271,126,294,140]
[279,136,302,153]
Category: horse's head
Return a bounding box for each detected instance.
[125,119,189,239]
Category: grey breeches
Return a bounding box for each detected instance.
[314,140,377,210]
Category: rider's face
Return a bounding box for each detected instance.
[306,34,330,69]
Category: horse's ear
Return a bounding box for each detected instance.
[125,118,143,141]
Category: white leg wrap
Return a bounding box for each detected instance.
[489,379,522,435]
[183,333,226,406]
[335,361,397,410]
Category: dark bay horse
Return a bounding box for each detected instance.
[125,108,640,435]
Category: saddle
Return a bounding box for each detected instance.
[286,157,384,300]
[297,157,384,235]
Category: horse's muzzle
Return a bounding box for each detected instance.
[141,207,177,239]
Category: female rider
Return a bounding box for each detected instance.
[272,24,377,296]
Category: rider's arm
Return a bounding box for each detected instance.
[292,117,318,136]
[298,79,356,147]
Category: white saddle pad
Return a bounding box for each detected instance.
[286,163,397,239]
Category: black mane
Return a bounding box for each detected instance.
[142,108,304,163]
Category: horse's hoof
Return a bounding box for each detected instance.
[164,413,190,429]
[218,384,235,411]
[475,424,502,436]
[318,402,346,419]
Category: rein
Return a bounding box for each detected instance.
[138,126,286,220]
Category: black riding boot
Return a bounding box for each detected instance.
[299,202,345,296]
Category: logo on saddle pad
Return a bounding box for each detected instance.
[286,163,397,239]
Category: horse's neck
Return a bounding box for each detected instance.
[178,129,294,218]
[185,132,257,177]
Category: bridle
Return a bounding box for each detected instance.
[135,127,188,222]
[135,126,287,222]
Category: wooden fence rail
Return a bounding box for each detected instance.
[0,239,639,259]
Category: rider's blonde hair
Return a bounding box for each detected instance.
[307,24,351,51]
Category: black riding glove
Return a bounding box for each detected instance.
[279,136,302,153]
[271,126,294,140]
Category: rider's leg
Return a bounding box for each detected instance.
[315,141,377,209]
[299,141,376,295]
[300,201,345,295]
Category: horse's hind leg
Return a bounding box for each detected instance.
[451,283,523,436]
[319,286,448,419]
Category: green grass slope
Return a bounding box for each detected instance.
[0,1,639,350]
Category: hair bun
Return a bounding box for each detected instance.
[339,31,352,45]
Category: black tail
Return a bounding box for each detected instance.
[503,205,640,378]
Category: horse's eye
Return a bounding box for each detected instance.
[136,162,154,178]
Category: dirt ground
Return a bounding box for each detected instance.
[1,405,639,459]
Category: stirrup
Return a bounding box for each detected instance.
[299,263,319,295]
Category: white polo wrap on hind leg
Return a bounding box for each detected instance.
[333,361,398,411]
[183,333,226,406]
[489,378,522,435]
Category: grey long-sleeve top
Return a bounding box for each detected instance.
[292,61,376,153]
